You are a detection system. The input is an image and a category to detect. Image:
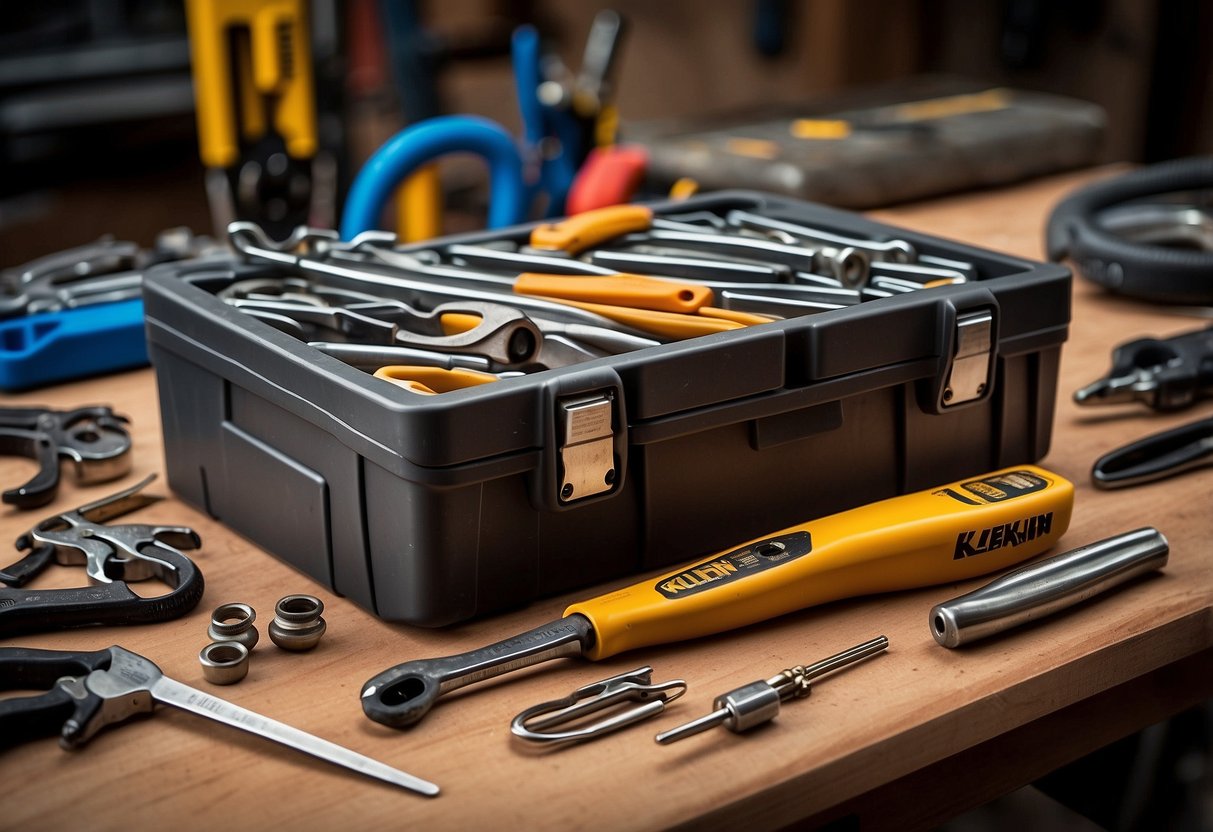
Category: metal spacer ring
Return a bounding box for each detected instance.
[200,641,251,685]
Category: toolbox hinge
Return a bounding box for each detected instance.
[557,392,618,503]
[943,310,994,407]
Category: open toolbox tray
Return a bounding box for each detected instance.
[142,190,1070,626]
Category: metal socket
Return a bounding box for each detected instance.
[199,641,250,685]
[269,594,327,651]
[207,602,259,650]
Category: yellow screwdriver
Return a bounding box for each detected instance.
[361,465,1073,728]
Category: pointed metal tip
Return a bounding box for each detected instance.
[406,778,441,797]
[654,708,728,745]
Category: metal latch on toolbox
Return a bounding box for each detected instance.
[943,310,994,406]
[558,393,617,502]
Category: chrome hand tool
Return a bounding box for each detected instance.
[0,405,132,509]
[615,227,870,288]
[724,209,918,264]
[0,645,439,796]
[1074,325,1213,411]
[0,475,203,638]
[230,222,743,341]
[654,636,888,744]
[361,466,1073,728]
[930,528,1169,647]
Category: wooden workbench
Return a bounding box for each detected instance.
[2,170,1211,830]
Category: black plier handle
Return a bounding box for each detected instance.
[0,646,115,750]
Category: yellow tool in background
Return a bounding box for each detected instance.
[361,465,1075,727]
[185,0,320,238]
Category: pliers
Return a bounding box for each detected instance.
[1074,325,1213,411]
[0,405,132,509]
[0,475,203,638]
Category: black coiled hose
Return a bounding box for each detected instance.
[1046,157,1213,304]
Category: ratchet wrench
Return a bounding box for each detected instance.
[361,465,1074,728]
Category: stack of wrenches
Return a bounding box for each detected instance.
[219,205,976,389]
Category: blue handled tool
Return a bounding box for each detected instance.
[340,25,592,239]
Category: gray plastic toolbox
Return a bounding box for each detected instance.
[143,191,1070,626]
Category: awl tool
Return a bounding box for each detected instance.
[361,465,1073,728]
[655,636,888,744]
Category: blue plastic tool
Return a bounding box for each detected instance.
[339,25,583,239]
[0,301,148,391]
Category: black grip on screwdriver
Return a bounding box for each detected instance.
[0,647,113,749]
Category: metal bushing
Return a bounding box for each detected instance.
[269,594,327,651]
[207,602,259,650]
[199,641,250,685]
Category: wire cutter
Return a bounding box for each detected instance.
[0,405,132,509]
[1075,325,1213,411]
[0,475,203,638]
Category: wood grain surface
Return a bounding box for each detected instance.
[1,169,1210,831]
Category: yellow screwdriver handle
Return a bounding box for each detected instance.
[513,272,712,314]
[529,205,654,255]
[566,465,1074,659]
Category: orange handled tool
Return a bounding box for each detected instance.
[530,204,654,255]
[513,272,711,313]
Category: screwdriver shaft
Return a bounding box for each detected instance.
[654,707,729,744]
[151,676,439,796]
[656,636,888,745]
[795,636,890,685]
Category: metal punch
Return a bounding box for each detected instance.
[931,528,1168,647]
[511,666,687,747]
